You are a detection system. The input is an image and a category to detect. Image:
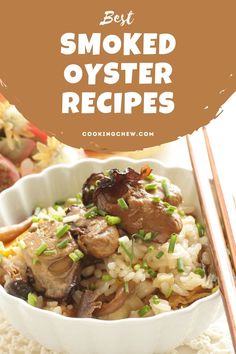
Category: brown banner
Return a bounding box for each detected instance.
[0,0,235,151]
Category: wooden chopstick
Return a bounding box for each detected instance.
[203,126,236,272]
[186,134,236,350]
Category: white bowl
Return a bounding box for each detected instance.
[0,158,222,354]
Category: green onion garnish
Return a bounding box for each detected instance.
[124,282,129,293]
[165,205,177,215]
[76,193,83,204]
[196,223,205,237]
[27,293,38,307]
[144,232,153,241]
[85,203,95,209]
[178,210,185,217]
[69,249,84,262]
[212,285,219,293]
[66,197,77,206]
[119,241,133,263]
[32,257,40,265]
[102,274,112,282]
[177,257,184,272]
[97,209,107,216]
[147,269,157,278]
[106,215,121,226]
[134,264,141,271]
[194,267,205,278]
[90,185,96,192]
[147,245,154,253]
[138,305,151,317]
[32,216,40,223]
[84,206,98,219]
[35,243,48,256]
[141,260,148,269]
[145,174,155,181]
[52,215,63,222]
[44,249,57,256]
[168,234,177,253]
[156,251,164,259]
[162,179,170,198]
[56,224,71,239]
[152,196,161,203]
[151,295,160,305]
[145,183,158,191]
[57,239,70,249]
[117,198,129,210]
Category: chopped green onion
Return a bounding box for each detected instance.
[168,234,177,253]
[138,305,151,317]
[134,229,145,240]
[76,193,83,204]
[95,180,101,187]
[57,239,70,249]
[103,169,110,176]
[145,173,155,181]
[178,210,185,217]
[52,215,63,222]
[162,179,170,198]
[69,249,84,262]
[86,202,95,209]
[152,196,161,203]
[145,183,158,191]
[144,232,153,241]
[66,197,77,206]
[18,240,26,250]
[117,198,129,210]
[147,245,154,253]
[89,283,97,291]
[212,285,219,293]
[102,274,112,282]
[106,215,121,226]
[151,295,160,305]
[97,209,107,216]
[56,224,71,239]
[156,251,164,259]
[165,205,177,215]
[196,223,205,237]
[147,269,157,278]
[32,257,40,265]
[44,249,57,256]
[177,257,184,273]
[124,282,129,293]
[35,243,48,256]
[166,288,173,298]
[84,206,98,219]
[194,267,205,278]
[119,241,133,263]
[134,264,141,271]
[141,260,148,269]
[32,216,40,223]
[27,293,38,307]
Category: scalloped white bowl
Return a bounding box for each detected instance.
[0,158,222,354]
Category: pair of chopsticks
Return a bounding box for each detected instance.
[187,129,236,350]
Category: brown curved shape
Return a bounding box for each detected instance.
[0,218,32,243]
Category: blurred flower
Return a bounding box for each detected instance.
[0,102,33,150]
[33,136,69,169]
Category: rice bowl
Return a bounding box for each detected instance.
[0,158,222,354]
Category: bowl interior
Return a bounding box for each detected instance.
[0,157,202,226]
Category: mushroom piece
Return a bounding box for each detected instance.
[22,221,80,299]
[82,167,183,242]
[77,290,102,318]
[66,206,119,259]
[0,217,32,243]
[95,282,135,317]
